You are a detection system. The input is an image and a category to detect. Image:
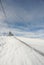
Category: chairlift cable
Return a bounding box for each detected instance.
[0,0,7,18]
[0,0,10,28]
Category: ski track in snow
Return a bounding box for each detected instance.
[0,36,44,65]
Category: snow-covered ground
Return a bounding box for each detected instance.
[0,36,44,65]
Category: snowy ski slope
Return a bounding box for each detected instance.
[0,36,44,65]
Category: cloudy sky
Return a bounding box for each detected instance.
[0,0,44,38]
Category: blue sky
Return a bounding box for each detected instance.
[0,0,44,38]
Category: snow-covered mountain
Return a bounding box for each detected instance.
[0,36,44,65]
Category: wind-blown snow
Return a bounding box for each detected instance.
[0,36,44,65]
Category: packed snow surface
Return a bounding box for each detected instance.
[0,36,44,65]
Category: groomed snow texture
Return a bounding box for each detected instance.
[0,36,44,65]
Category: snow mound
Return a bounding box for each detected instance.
[0,36,44,65]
